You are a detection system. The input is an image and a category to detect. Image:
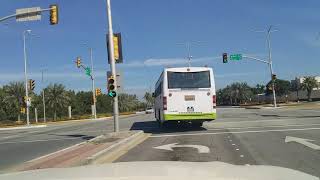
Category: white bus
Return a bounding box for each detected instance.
[153,67,216,127]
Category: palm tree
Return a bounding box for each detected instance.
[45,83,70,120]
[3,82,25,121]
[301,76,319,102]
[143,92,154,108]
[118,93,139,112]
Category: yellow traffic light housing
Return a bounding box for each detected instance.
[107,33,123,64]
[20,107,26,114]
[28,79,35,91]
[76,57,81,68]
[50,4,59,25]
[95,88,102,96]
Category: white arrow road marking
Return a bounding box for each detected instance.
[285,136,320,150]
[153,143,210,153]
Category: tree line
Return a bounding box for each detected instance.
[217,76,319,105]
[0,81,154,123]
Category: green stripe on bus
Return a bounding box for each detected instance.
[164,113,216,120]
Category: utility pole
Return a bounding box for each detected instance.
[106,0,119,132]
[266,26,277,108]
[23,30,31,126]
[41,69,46,123]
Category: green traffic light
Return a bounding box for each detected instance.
[108,91,117,97]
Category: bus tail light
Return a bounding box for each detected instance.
[163,96,167,110]
[212,95,216,108]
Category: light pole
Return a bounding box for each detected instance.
[106,0,120,132]
[82,44,97,120]
[266,26,277,107]
[177,41,203,67]
[41,68,47,123]
[23,30,31,126]
[254,26,278,107]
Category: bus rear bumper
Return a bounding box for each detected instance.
[164,113,216,121]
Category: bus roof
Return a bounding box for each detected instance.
[164,67,213,72]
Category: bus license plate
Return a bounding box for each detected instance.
[185,95,195,101]
[187,107,194,112]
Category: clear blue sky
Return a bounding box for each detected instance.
[1,0,319,97]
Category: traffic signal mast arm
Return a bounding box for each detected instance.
[0,6,55,23]
[80,64,93,80]
[242,55,270,64]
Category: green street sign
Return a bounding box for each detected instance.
[108,91,117,97]
[85,67,91,76]
[230,54,242,61]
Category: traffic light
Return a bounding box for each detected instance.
[108,76,117,97]
[20,107,26,114]
[107,33,123,64]
[28,79,35,91]
[272,74,277,81]
[76,57,81,68]
[50,4,59,25]
[95,88,102,96]
[223,53,228,63]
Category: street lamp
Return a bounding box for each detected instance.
[23,29,32,125]
[176,41,204,67]
[253,25,278,107]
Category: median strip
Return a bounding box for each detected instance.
[11,130,149,172]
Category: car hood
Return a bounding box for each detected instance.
[0,161,318,180]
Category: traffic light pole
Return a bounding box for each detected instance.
[89,47,97,120]
[267,27,277,108]
[23,30,31,126]
[106,0,120,132]
[41,69,46,123]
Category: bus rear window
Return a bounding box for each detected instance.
[167,71,211,89]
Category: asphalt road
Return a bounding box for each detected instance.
[1,107,320,177]
[0,114,146,173]
[116,107,320,178]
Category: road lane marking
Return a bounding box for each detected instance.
[154,143,210,153]
[150,127,320,138]
[209,117,320,125]
[285,136,320,150]
[0,134,22,141]
[206,123,320,131]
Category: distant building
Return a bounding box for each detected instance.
[291,76,320,90]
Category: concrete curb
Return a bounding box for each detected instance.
[84,131,145,165]
[0,125,47,131]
